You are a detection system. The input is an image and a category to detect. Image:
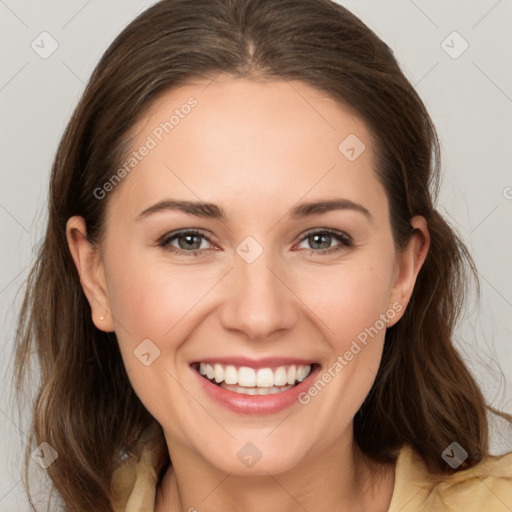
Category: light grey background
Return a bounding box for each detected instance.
[1,1,511,509]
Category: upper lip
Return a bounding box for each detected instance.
[190,356,318,369]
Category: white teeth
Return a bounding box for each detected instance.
[296,365,311,382]
[274,366,288,386]
[197,363,313,388]
[224,365,238,385]
[256,368,274,388]
[238,367,256,387]
[286,365,296,385]
[214,364,224,383]
[220,383,295,395]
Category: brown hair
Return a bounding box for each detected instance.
[13,0,512,510]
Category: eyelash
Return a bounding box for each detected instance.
[158,228,353,257]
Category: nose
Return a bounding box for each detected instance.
[219,249,298,342]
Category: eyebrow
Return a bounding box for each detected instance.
[136,198,372,222]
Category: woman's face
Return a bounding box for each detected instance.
[68,76,427,476]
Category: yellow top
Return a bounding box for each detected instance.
[111,429,512,512]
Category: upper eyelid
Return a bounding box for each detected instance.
[160,228,352,249]
[159,229,213,247]
[300,227,351,239]
[295,229,353,249]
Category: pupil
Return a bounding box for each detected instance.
[311,234,330,250]
[180,235,200,250]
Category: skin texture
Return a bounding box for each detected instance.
[66,76,429,511]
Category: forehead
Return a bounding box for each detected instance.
[106,76,385,224]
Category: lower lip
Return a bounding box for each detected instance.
[193,365,321,415]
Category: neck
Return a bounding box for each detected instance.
[155,432,395,512]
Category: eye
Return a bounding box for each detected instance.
[294,228,353,255]
[158,228,353,257]
[158,230,215,256]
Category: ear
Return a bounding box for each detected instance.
[66,216,115,332]
[387,215,430,327]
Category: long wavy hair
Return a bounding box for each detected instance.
[13,0,512,510]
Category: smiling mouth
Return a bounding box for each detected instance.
[192,362,318,396]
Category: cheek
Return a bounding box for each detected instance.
[105,255,203,433]
[106,249,214,340]
[301,258,396,346]
[102,251,199,389]
[103,250,231,406]
[289,258,397,448]
[106,238,396,362]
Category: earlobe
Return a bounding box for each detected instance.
[387,215,430,327]
[65,216,115,332]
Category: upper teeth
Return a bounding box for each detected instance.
[198,363,312,388]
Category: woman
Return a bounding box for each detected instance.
[14,0,512,511]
